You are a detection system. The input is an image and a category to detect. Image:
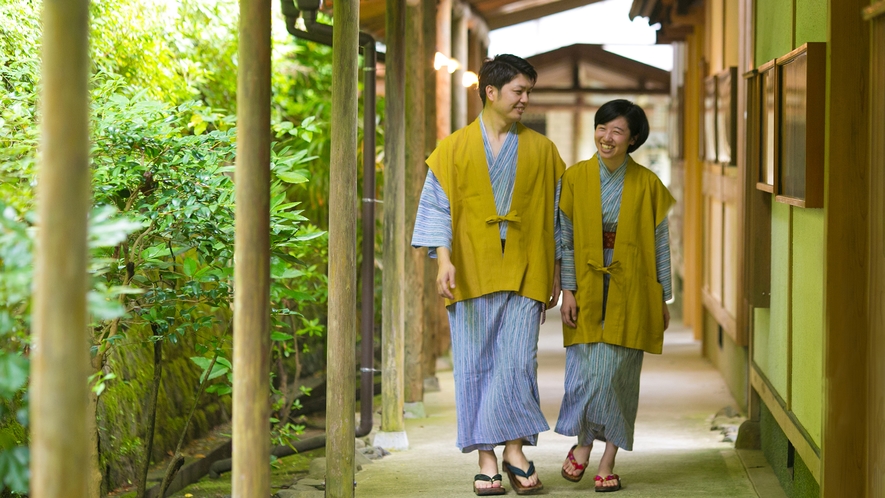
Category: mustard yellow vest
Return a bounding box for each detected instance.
[560,155,675,354]
[427,118,565,305]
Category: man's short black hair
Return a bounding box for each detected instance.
[594,99,650,153]
[477,54,537,106]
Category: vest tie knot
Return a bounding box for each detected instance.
[485,211,520,224]
[589,260,622,275]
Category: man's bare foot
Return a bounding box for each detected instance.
[502,441,539,488]
[475,450,502,490]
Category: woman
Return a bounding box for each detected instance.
[555,99,674,492]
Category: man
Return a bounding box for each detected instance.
[412,54,564,496]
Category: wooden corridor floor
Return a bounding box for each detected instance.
[355,309,780,497]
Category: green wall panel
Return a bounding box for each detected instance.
[757,201,791,395]
[790,208,824,445]
[756,0,793,64]
[796,0,827,45]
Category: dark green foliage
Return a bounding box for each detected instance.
[0,0,354,493]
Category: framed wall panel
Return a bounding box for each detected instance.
[775,43,826,208]
[703,75,718,162]
[757,60,777,193]
[717,67,738,165]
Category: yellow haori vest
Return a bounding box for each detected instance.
[560,154,675,354]
[426,118,565,306]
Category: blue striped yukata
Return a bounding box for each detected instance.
[555,156,672,451]
[411,114,561,452]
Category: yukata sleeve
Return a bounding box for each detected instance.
[411,170,452,259]
[655,217,673,301]
[559,210,577,291]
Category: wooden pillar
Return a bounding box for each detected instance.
[378,0,408,447]
[232,0,271,496]
[868,6,885,495]
[422,0,441,385]
[404,0,426,407]
[325,0,360,494]
[467,22,488,123]
[683,28,705,338]
[822,0,869,495]
[436,0,452,139]
[31,1,91,497]
[451,1,468,131]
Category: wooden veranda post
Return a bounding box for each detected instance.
[436,0,453,138]
[31,1,91,496]
[232,0,271,495]
[422,0,443,387]
[404,0,426,410]
[326,0,360,493]
[378,0,408,448]
[451,1,468,130]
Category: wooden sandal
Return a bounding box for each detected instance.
[561,444,589,482]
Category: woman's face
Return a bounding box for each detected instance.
[594,116,636,165]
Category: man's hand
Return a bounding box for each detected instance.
[663,301,670,331]
[548,260,561,309]
[560,290,577,328]
[436,248,456,299]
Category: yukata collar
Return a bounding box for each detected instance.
[598,155,629,179]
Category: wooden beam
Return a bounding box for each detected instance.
[31,1,91,497]
[325,0,360,494]
[404,0,426,405]
[683,26,705,338]
[486,0,604,29]
[381,0,406,436]
[822,0,870,496]
[232,0,272,496]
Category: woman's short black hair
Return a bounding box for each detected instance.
[594,99,650,153]
[477,54,537,105]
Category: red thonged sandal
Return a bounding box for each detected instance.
[594,474,622,492]
[561,445,589,482]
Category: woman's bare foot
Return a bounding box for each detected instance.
[562,443,592,479]
[595,441,621,491]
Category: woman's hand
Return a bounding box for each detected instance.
[548,260,562,309]
[560,290,578,328]
[663,301,670,331]
[436,248,456,299]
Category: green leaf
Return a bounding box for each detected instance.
[270,332,293,342]
[275,170,309,184]
[0,355,28,398]
[182,257,198,277]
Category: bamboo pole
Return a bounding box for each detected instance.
[436,0,452,138]
[404,0,426,407]
[326,0,360,494]
[31,1,91,497]
[380,0,407,439]
[451,2,468,131]
[232,0,271,495]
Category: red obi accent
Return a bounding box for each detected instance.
[603,231,616,249]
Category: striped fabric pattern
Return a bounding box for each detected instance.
[555,342,644,450]
[448,292,550,452]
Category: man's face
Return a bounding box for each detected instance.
[485,73,533,123]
